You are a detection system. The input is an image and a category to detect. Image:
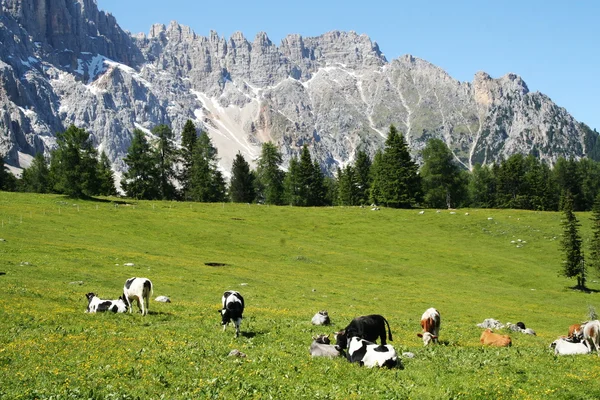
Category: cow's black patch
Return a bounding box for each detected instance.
[109,304,119,313]
[516,322,526,330]
[125,278,135,289]
[143,279,151,292]
[373,345,390,353]
[205,262,229,267]
[96,301,112,312]
[348,340,368,363]
[381,357,398,369]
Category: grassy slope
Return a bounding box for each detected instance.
[0,192,599,399]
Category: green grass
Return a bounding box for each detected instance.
[1,192,599,399]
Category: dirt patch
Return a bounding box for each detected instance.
[205,262,229,267]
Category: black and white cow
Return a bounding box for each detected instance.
[347,337,398,368]
[335,314,393,350]
[309,334,345,358]
[220,291,244,337]
[85,292,128,313]
[122,277,153,316]
[311,310,331,325]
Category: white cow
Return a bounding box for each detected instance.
[85,292,128,313]
[550,338,591,355]
[417,308,441,345]
[122,277,153,316]
[347,337,398,368]
[309,334,344,358]
[583,320,600,354]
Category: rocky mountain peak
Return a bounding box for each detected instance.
[0,0,597,179]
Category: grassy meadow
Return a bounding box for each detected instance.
[1,191,600,399]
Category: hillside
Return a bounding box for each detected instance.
[1,0,598,179]
[1,192,600,397]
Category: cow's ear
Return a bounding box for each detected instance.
[417,333,423,338]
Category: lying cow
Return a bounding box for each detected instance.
[583,320,600,354]
[309,334,344,358]
[85,292,128,313]
[347,337,398,368]
[220,290,244,337]
[550,338,591,355]
[417,307,440,345]
[122,277,153,316]
[335,314,393,350]
[480,329,512,347]
[311,310,331,326]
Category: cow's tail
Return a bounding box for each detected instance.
[384,317,393,342]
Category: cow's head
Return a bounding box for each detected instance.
[417,332,438,346]
[117,295,129,310]
[85,292,97,303]
[313,334,330,344]
[219,308,230,325]
[318,310,328,316]
[334,330,348,349]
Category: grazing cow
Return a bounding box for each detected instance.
[583,320,600,354]
[85,292,128,313]
[220,290,244,337]
[568,323,583,340]
[417,308,440,345]
[347,337,398,368]
[309,334,344,358]
[550,338,591,355]
[480,329,512,347]
[122,277,153,316]
[335,314,393,350]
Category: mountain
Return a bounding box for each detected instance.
[1,0,598,179]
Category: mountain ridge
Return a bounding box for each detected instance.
[0,0,597,178]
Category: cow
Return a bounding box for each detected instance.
[311,310,331,326]
[480,329,512,347]
[122,277,153,316]
[417,308,440,345]
[550,338,591,355]
[568,323,584,340]
[309,334,344,358]
[335,314,393,350]
[583,320,600,354]
[346,337,398,368]
[220,290,244,337]
[85,292,128,313]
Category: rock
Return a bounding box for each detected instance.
[155,296,171,303]
[69,281,84,285]
[123,263,135,267]
[402,352,415,359]
[477,318,504,330]
[228,349,246,358]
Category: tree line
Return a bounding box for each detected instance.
[3,123,600,212]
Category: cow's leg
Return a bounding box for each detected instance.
[144,294,150,315]
[137,297,144,315]
[234,318,241,337]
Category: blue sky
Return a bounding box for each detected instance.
[97,0,599,131]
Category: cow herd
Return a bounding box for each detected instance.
[85,281,600,369]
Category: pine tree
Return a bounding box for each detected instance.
[256,142,285,205]
[589,194,600,275]
[97,152,117,196]
[354,150,371,205]
[370,125,421,208]
[284,156,301,205]
[229,152,255,203]
[420,138,467,208]
[20,153,50,193]
[560,192,586,289]
[337,165,359,206]
[179,120,198,198]
[121,129,160,200]
[188,133,226,202]
[49,125,99,198]
[310,159,327,206]
[468,164,496,208]
[152,124,177,200]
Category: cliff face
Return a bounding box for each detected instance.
[0,0,595,178]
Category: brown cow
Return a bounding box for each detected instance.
[480,329,512,347]
[417,308,440,345]
[568,323,583,340]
